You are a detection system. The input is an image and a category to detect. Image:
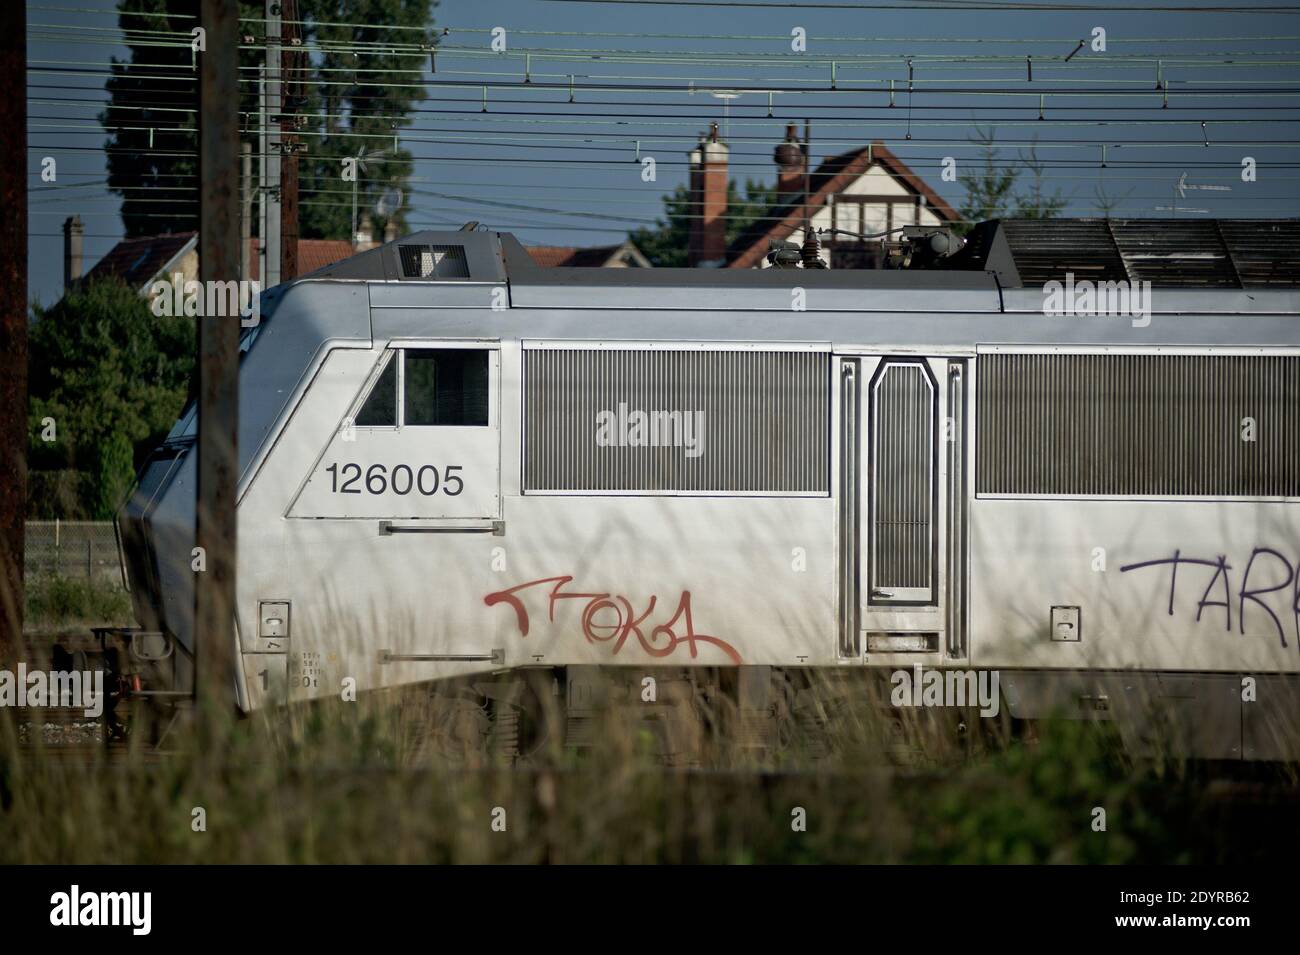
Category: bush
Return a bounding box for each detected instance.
[26,471,96,520]
[24,576,134,631]
[28,277,193,518]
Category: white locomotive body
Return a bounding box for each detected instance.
[120,220,1300,759]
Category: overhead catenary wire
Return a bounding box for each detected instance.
[24,1,1300,282]
[540,0,1300,11]
[27,2,1300,32]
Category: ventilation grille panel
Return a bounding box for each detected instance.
[525,349,829,494]
[986,219,1300,288]
[1110,220,1237,287]
[977,353,1300,496]
[1218,219,1300,287]
[1001,220,1128,286]
[398,244,469,279]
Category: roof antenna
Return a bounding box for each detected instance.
[459,221,480,231]
[800,119,825,267]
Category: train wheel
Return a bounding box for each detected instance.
[408,686,492,766]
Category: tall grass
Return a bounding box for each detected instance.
[2,676,1294,864]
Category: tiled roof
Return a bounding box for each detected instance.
[82,232,196,289]
[525,244,627,267]
[726,141,960,268]
[526,245,585,267]
[526,242,650,267]
[84,233,361,288]
[297,239,356,275]
[245,238,359,281]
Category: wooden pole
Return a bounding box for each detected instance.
[263,1,281,288]
[280,0,301,281]
[0,4,27,660]
[195,0,241,716]
[241,142,252,281]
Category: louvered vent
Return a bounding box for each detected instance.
[1110,220,1237,287]
[1217,220,1300,286]
[1001,220,1128,286]
[977,353,1300,497]
[524,349,829,494]
[398,244,469,279]
[982,219,1300,288]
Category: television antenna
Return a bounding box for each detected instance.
[709,90,741,142]
[351,144,391,246]
[1155,171,1229,215]
[376,186,404,219]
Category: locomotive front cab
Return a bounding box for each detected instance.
[116,278,376,703]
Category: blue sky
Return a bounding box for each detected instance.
[26,0,1300,305]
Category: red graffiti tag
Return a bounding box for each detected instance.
[484,575,743,664]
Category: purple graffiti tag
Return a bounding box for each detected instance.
[1196,555,1232,632]
[1120,553,1228,621]
[1238,548,1293,650]
[1121,547,1299,652]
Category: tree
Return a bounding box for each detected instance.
[1093,181,1134,219]
[102,0,201,236]
[27,279,194,517]
[102,0,435,241]
[1015,145,1069,221]
[297,0,436,241]
[95,431,137,521]
[956,127,1068,232]
[630,178,777,267]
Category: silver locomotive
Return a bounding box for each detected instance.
[115,218,1300,760]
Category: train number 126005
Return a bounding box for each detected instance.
[324,462,464,496]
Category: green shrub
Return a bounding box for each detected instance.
[24,576,134,631]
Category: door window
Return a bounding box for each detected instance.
[869,359,938,604]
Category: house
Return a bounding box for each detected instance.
[64,218,363,297]
[71,225,197,293]
[65,218,653,300]
[686,124,959,269]
[525,239,651,268]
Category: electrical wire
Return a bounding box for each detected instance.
[24,1,1300,270]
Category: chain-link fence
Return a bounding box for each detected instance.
[24,521,126,586]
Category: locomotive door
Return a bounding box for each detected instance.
[837,355,968,661]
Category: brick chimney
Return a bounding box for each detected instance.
[62,215,84,289]
[688,123,729,268]
[774,123,805,197]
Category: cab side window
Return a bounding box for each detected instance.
[404,349,489,426]
[354,354,397,426]
[353,349,490,428]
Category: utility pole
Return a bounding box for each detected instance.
[0,5,26,658]
[241,142,252,281]
[257,65,266,283]
[263,1,282,288]
[280,0,301,281]
[195,0,240,716]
